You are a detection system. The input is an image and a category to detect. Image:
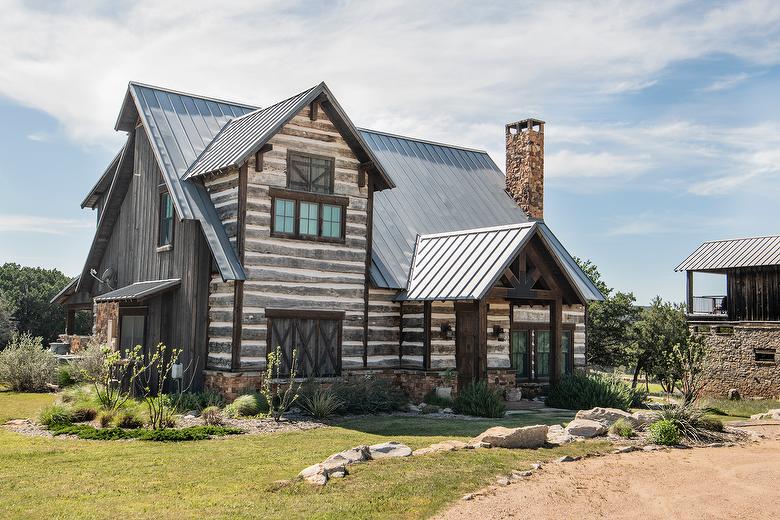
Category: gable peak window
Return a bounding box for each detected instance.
[288,151,334,194]
[158,190,174,248]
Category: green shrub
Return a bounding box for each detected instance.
[197,390,226,409]
[70,406,98,423]
[231,394,267,417]
[698,416,724,432]
[299,387,343,419]
[609,417,634,438]
[170,390,226,413]
[57,365,77,387]
[648,419,680,445]
[453,381,505,418]
[655,404,718,442]
[332,376,408,415]
[98,410,116,428]
[0,332,57,392]
[222,403,238,418]
[50,424,243,441]
[423,390,455,408]
[115,412,145,429]
[545,372,643,411]
[201,406,223,426]
[39,404,73,427]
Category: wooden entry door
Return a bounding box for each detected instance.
[455,303,480,387]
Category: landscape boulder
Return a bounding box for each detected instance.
[546,424,576,445]
[750,409,780,421]
[368,441,412,459]
[420,403,440,414]
[298,459,350,485]
[575,407,635,427]
[413,440,467,456]
[505,387,523,402]
[324,445,371,466]
[630,411,658,428]
[564,418,607,438]
[472,425,548,449]
[728,388,741,401]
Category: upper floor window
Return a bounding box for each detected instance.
[287,151,334,194]
[270,188,346,243]
[158,191,174,247]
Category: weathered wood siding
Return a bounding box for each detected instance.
[204,105,370,370]
[94,127,212,387]
[366,288,401,368]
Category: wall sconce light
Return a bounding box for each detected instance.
[441,323,453,340]
[492,325,506,342]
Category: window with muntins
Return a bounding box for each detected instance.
[270,188,347,242]
[158,191,174,247]
[288,151,334,194]
[511,324,574,381]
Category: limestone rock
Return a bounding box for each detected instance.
[461,493,475,501]
[556,455,580,463]
[369,441,412,459]
[613,445,639,454]
[324,445,371,466]
[630,411,658,428]
[420,403,440,414]
[435,386,453,400]
[575,407,635,427]
[546,424,576,445]
[510,470,533,479]
[496,476,510,486]
[564,418,608,438]
[441,407,454,414]
[505,387,523,402]
[750,409,780,421]
[299,463,329,485]
[472,425,548,449]
[531,463,542,470]
[406,403,421,413]
[412,439,467,456]
[728,388,741,401]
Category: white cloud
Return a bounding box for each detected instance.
[1,0,780,151]
[0,215,94,235]
[699,72,751,92]
[26,131,50,142]
[545,149,652,179]
[606,211,731,236]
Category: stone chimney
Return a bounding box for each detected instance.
[505,118,545,220]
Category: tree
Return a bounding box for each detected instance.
[574,258,641,368]
[0,263,71,344]
[630,297,688,390]
[666,333,709,404]
[0,296,13,347]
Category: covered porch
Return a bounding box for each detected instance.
[398,222,601,392]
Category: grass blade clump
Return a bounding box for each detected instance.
[453,381,505,418]
[546,372,644,411]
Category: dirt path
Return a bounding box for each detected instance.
[435,439,780,520]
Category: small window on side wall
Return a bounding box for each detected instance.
[755,348,776,363]
[287,151,334,194]
[158,191,174,247]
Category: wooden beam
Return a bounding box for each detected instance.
[550,297,562,384]
[686,270,694,314]
[362,176,374,368]
[398,301,404,364]
[358,161,373,188]
[310,100,319,121]
[254,143,273,172]
[231,162,249,371]
[65,309,76,335]
[503,267,521,289]
[478,300,488,381]
[524,241,562,293]
[487,287,558,301]
[423,300,432,370]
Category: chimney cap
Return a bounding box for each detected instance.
[506,118,545,135]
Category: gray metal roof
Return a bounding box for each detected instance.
[185,85,320,178]
[404,223,535,300]
[81,148,123,209]
[94,278,181,302]
[676,235,780,272]
[50,276,79,304]
[118,82,256,281]
[360,128,531,290]
[401,222,603,302]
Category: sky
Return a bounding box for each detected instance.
[1,0,780,304]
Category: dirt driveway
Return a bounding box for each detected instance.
[436,438,780,520]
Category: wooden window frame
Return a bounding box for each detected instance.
[157,187,175,250]
[286,150,335,194]
[269,187,347,244]
[510,321,575,382]
[265,309,344,378]
[118,306,148,357]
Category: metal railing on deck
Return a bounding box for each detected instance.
[692,295,726,315]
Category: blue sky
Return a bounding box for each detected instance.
[1,0,780,304]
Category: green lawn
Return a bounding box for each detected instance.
[0,391,55,423]
[700,397,780,420]
[0,392,609,519]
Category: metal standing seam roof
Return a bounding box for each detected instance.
[404,223,536,301]
[81,148,123,209]
[50,276,79,304]
[675,235,780,271]
[93,279,181,302]
[184,85,320,178]
[119,82,258,281]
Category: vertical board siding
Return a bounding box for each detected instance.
[205,106,369,370]
[94,128,212,388]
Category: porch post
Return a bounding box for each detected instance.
[685,271,694,315]
[423,300,432,371]
[65,308,76,335]
[550,297,562,383]
[478,299,488,381]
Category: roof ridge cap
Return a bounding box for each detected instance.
[358,127,491,155]
[700,234,780,244]
[128,81,260,109]
[420,222,535,239]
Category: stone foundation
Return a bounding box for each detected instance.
[55,334,90,353]
[93,301,119,348]
[203,370,264,401]
[694,322,780,399]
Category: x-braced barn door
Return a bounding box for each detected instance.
[268,314,342,377]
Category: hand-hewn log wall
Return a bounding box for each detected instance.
[205,105,369,370]
[366,288,401,368]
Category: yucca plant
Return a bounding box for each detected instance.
[545,371,644,411]
[299,387,343,419]
[453,381,505,418]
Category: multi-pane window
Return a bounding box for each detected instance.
[322,204,342,239]
[274,199,295,234]
[288,152,334,194]
[158,191,174,247]
[299,202,319,236]
[511,325,574,381]
[270,189,346,242]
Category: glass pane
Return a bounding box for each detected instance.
[310,157,333,194]
[321,204,342,238]
[274,199,294,234]
[120,315,145,354]
[536,330,550,378]
[159,193,174,246]
[289,154,310,190]
[299,202,318,236]
[511,330,529,379]
[561,330,573,375]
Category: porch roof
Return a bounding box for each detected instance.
[93,278,180,302]
[676,235,780,272]
[399,222,603,302]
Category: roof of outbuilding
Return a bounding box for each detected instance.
[93,278,181,302]
[675,235,780,272]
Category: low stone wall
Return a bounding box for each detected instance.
[203,370,265,401]
[695,322,780,399]
[56,334,91,354]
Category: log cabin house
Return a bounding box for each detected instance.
[53,81,603,400]
[677,236,780,398]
